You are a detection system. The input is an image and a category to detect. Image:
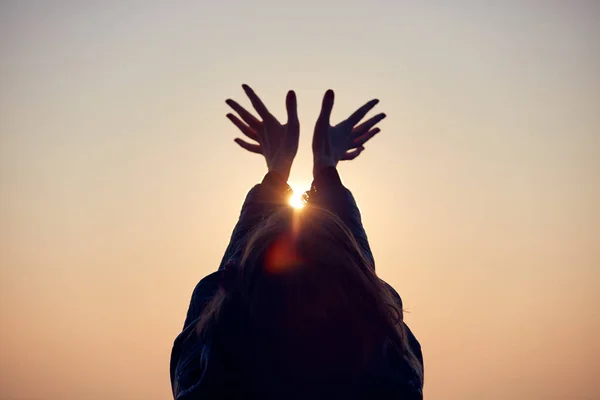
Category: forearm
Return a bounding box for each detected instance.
[217,171,292,270]
[182,172,291,329]
[307,166,375,268]
[312,157,337,179]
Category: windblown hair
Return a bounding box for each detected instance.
[196,205,423,391]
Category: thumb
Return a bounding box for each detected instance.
[286,90,299,126]
[316,89,334,128]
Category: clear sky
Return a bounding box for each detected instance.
[1,1,599,399]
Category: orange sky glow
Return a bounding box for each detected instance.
[1,2,599,399]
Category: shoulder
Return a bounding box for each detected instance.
[183,271,223,329]
[191,271,222,301]
[380,279,403,309]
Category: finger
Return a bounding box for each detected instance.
[341,146,365,161]
[345,99,379,127]
[284,90,300,150]
[353,113,386,136]
[226,99,261,128]
[227,114,258,141]
[316,89,334,128]
[242,84,275,122]
[234,138,262,154]
[352,128,380,148]
[286,90,299,126]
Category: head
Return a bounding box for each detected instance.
[197,205,423,388]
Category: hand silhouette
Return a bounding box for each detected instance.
[226,84,299,181]
[312,90,385,177]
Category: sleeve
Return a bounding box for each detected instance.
[170,272,219,398]
[183,171,292,328]
[170,172,292,397]
[308,167,424,379]
[383,280,424,374]
[405,323,424,370]
[306,166,375,269]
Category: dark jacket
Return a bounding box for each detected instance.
[170,167,424,399]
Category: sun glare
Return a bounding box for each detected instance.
[288,183,308,209]
[289,191,304,209]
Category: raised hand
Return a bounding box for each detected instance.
[312,90,385,177]
[226,84,300,181]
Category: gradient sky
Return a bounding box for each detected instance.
[1,1,599,399]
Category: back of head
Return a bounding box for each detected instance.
[198,206,422,396]
[241,207,388,383]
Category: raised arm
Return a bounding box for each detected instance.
[182,84,299,328]
[171,86,300,396]
[218,83,300,269]
[308,91,423,375]
[307,89,386,268]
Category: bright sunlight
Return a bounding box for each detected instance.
[289,191,304,209]
[288,182,308,209]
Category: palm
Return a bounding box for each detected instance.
[226,85,299,179]
[313,90,385,169]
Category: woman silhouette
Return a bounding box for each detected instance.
[170,85,424,399]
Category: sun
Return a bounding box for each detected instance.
[288,182,307,209]
[289,190,304,209]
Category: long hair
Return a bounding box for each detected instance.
[196,205,423,391]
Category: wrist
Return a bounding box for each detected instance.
[268,163,291,182]
[312,164,343,191]
[313,157,336,178]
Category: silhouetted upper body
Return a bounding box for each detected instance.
[170,167,424,399]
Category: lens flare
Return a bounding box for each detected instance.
[264,234,303,274]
